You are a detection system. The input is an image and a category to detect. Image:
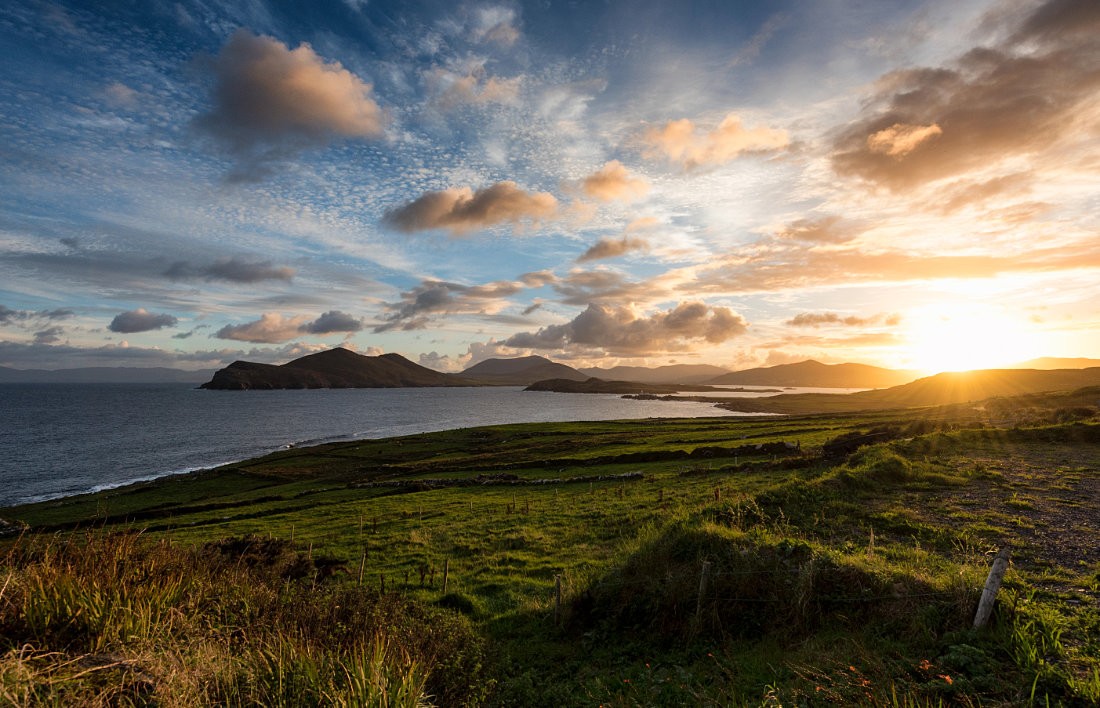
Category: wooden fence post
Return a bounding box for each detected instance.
[443,558,450,594]
[973,548,1010,629]
[357,551,366,586]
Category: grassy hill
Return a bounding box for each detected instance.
[717,367,1100,414]
[1,390,1097,705]
[708,360,918,388]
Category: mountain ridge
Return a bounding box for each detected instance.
[707,360,918,388]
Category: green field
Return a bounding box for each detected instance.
[1,395,1098,705]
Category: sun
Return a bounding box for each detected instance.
[902,304,1044,375]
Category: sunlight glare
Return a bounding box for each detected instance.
[903,304,1044,375]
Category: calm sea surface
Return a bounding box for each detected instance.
[0,383,768,507]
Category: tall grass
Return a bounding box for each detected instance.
[0,532,489,706]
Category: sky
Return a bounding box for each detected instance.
[1,0,1098,375]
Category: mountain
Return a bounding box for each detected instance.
[577,363,731,385]
[716,367,1100,414]
[707,360,918,389]
[1012,357,1100,370]
[461,356,587,385]
[200,348,475,390]
[0,366,214,384]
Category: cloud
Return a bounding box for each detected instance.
[215,313,308,343]
[164,257,295,283]
[383,182,558,235]
[418,350,461,372]
[550,268,672,308]
[577,236,649,262]
[935,172,1034,214]
[866,123,943,158]
[104,82,139,108]
[643,112,788,170]
[195,30,385,178]
[33,326,65,345]
[504,301,748,356]
[0,305,74,324]
[831,0,1100,189]
[579,161,649,202]
[519,270,558,288]
[728,13,789,68]
[108,308,178,333]
[424,66,521,108]
[687,240,1100,297]
[216,310,364,343]
[374,279,524,332]
[299,310,363,334]
[774,216,860,244]
[469,5,520,46]
[785,312,901,328]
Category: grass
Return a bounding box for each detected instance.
[1,402,1098,705]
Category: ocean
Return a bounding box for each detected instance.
[0,383,764,507]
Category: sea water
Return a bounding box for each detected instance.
[0,383,763,506]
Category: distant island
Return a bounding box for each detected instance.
[200,348,477,389]
[524,377,725,394]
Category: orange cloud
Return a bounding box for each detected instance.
[216,311,363,343]
[644,112,788,169]
[786,312,901,328]
[831,0,1100,189]
[866,123,942,158]
[774,216,860,244]
[196,30,385,177]
[580,161,650,201]
[383,182,558,235]
[215,313,310,343]
[577,236,649,262]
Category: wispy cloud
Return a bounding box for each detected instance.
[163,257,295,283]
[374,279,525,331]
[643,113,788,170]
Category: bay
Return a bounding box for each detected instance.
[0,383,757,507]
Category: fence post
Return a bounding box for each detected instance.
[357,551,366,586]
[696,560,712,621]
[973,547,1010,628]
[443,558,450,594]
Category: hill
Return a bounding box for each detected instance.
[708,360,918,388]
[0,366,214,384]
[717,367,1100,414]
[461,356,587,385]
[578,363,730,384]
[200,347,475,390]
[1012,357,1100,369]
